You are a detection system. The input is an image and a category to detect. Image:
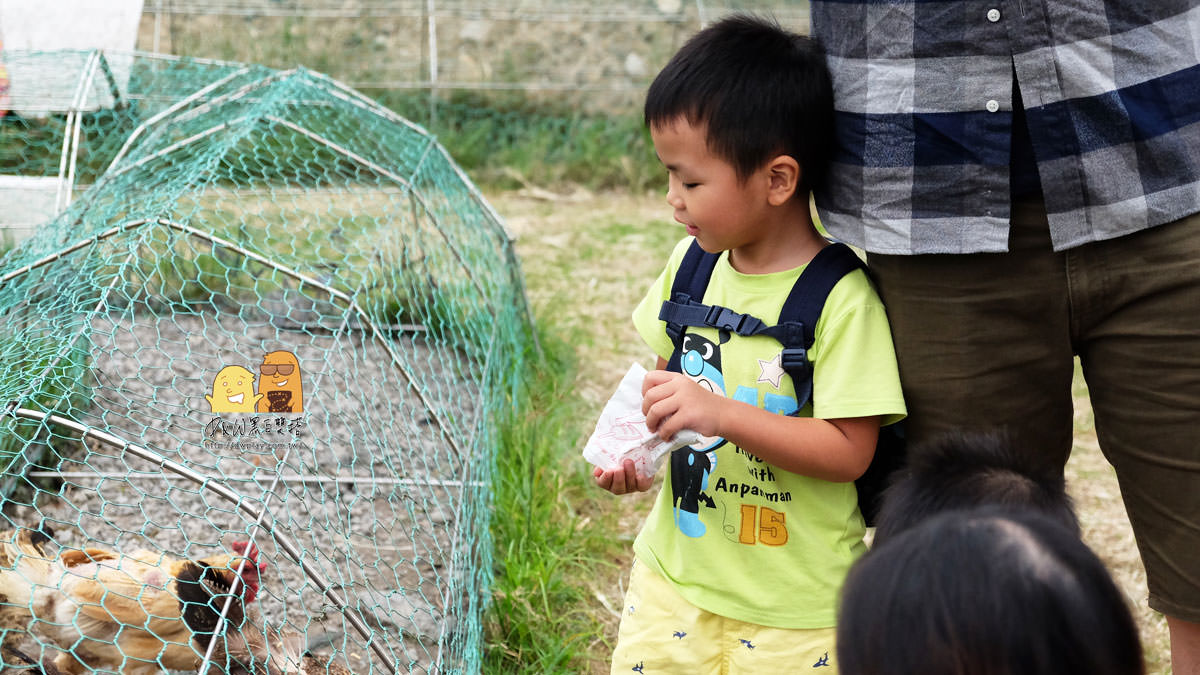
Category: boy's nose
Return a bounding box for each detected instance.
[665,185,684,210]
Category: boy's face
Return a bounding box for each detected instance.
[651,118,771,254]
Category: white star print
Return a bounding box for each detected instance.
[757,352,785,388]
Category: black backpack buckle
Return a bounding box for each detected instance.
[705,305,749,333]
[780,347,811,376]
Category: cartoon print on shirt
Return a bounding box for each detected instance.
[670,332,727,538]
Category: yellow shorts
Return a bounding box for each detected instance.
[610,560,839,674]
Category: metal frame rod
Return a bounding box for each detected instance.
[105,67,252,173]
[27,471,480,488]
[257,114,491,313]
[55,51,99,213]
[62,53,104,211]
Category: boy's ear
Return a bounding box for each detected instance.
[765,155,801,206]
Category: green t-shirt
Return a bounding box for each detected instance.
[631,237,906,629]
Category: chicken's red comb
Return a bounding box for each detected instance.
[230,540,267,603]
[230,540,268,572]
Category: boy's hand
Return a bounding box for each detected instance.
[593,459,653,495]
[641,370,723,441]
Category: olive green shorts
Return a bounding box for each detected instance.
[867,202,1200,622]
[610,560,839,674]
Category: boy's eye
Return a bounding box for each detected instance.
[683,182,699,189]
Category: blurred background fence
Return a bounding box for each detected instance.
[140,1,812,102]
[138,1,813,191]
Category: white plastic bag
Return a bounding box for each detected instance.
[582,363,701,477]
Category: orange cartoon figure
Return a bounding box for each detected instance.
[206,365,263,413]
[256,350,303,413]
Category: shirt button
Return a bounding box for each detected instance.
[986,99,1000,113]
[987,8,1001,21]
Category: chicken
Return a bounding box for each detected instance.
[45,544,351,675]
[296,653,353,675]
[0,529,267,675]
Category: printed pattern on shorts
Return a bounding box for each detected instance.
[610,561,839,674]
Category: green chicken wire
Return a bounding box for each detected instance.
[0,50,535,674]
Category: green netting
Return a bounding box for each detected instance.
[0,50,534,674]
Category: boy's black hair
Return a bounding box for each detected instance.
[644,14,835,194]
[871,429,1079,545]
[838,507,1145,675]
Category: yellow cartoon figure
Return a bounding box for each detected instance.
[257,350,304,413]
[206,365,263,413]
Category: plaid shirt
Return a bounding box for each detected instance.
[810,1,1200,254]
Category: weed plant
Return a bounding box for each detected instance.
[0,333,92,486]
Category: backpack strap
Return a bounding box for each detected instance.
[660,240,721,373]
[658,240,865,403]
[763,242,866,407]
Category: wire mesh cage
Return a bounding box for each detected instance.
[0,50,534,674]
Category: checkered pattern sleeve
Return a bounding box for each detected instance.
[810,0,1200,254]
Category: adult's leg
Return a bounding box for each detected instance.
[1168,618,1200,675]
[1070,212,1200,673]
[865,199,1076,473]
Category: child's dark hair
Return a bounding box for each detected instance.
[839,507,1145,675]
[644,14,834,193]
[872,429,1079,545]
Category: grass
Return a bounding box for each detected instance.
[0,88,658,197]
[483,304,624,672]
[377,90,659,192]
[0,332,92,491]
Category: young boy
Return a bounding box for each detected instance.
[594,15,905,672]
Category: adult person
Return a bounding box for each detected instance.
[809,2,1200,671]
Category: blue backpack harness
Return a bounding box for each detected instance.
[658,239,904,525]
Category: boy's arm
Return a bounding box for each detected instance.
[641,368,878,482]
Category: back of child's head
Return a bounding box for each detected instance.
[872,429,1079,545]
[644,14,834,193]
[838,507,1144,675]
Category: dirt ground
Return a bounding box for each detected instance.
[493,188,1173,674]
